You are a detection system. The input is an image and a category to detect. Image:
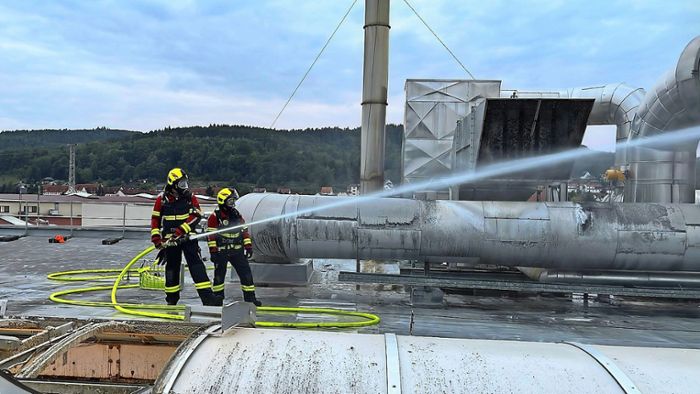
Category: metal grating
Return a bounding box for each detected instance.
[453,98,593,201]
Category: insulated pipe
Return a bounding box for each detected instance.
[518,268,700,288]
[626,36,700,203]
[239,193,700,272]
[501,83,645,166]
[360,0,390,194]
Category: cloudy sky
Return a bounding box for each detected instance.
[0,0,698,151]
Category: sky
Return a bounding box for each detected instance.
[0,0,698,152]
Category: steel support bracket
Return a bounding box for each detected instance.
[184,302,256,330]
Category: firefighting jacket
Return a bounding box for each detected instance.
[206,208,252,253]
[151,191,202,240]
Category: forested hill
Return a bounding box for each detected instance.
[0,124,663,195]
[0,124,404,194]
[0,128,138,151]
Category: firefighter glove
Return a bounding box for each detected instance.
[151,234,163,249]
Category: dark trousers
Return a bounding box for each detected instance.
[212,250,257,302]
[164,240,216,305]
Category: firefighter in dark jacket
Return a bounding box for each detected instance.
[151,168,221,306]
[207,187,262,306]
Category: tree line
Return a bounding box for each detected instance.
[2,125,693,195]
[0,125,404,194]
[0,128,137,151]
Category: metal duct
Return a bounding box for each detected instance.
[360,0,390,194]
[158,327,700,393]
[501,83,645,166]
[403,79,502,199]
[626,36,700,203]
[238,193,700,272]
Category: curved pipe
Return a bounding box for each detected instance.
[239,193,700,272]
[501,83,645,166]
[560,84,645,167]
[626,36,700,203]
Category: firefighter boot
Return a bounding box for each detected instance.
[199,289,224,307]
[242,287,262,307]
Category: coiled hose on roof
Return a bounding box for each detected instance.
[48,245,380,328]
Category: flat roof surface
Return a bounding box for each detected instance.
[1,236,699,348]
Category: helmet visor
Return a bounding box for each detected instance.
[176,179,189,190]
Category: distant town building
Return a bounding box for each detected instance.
[277,187,292,194]
[320,186,334,196]
[347,184,359,196]
[189,187,209,196]
[0,193,217,227]
[42,185,68,195]
[253,187,267,193]
[42,183,103,195]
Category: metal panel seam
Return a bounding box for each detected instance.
[161,324,221,393]
[384,333,402,394]
[562,342,641,394]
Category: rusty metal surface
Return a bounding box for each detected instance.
[16,321,124,378]
[39,342,176,382]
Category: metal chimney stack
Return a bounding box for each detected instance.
[360,0,390,194]
[67,144,76,194]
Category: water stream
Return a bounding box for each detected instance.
[195,126,700,239]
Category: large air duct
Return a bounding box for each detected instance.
[626,36,700,203]
[157,327,700,394]
[239,193,700,271]
[360,0,390,194]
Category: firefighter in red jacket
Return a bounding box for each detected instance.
[207,187,262,306]
[151,168,221,306]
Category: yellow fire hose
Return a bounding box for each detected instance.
[47,246,380,328]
